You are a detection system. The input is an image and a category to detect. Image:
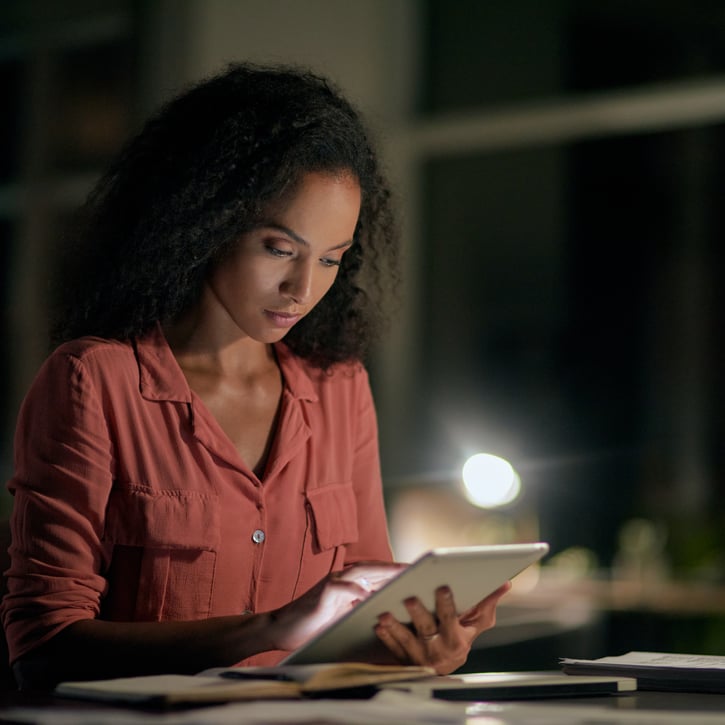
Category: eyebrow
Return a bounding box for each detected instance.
[261,222,354,251]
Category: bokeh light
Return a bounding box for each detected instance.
[461,453,521,508]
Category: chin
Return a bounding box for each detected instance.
[256,329,291,345]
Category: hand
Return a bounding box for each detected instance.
[373,581,512,675]
[268,562,407,653]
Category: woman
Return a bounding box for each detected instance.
[1,63,509,689]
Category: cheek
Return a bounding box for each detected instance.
[241,263,282,295]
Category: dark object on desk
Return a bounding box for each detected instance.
[381,671,636,701]
[561,651,725,694]
[219,670,294,682]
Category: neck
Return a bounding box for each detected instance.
[163,308,276,381]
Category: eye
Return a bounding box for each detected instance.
[265,244,293,258]
[320,257,342,268]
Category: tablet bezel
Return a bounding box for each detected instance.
[283,542,549,665]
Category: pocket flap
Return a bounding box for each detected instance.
[103,484,220,550]
[306,482,359,551]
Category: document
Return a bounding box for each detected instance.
[560,651,725,693]
[381,671,636,700]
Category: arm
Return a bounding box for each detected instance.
[13,613,274,689]
[3,351,279,687]
[4,350,403,689]
[342,368,394,566]
[341,369,512,674]
[14,569,404,689]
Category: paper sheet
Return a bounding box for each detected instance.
[561,652,725,670]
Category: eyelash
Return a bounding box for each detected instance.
[265,245,292,258]
[265,244,341,268]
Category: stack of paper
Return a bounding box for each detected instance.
[560,651,725,693]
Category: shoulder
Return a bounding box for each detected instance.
[34,337,137,391]
[17,337,139,432]
[277,344,370,394]
[51,335,134,361]
[43,336,135,371]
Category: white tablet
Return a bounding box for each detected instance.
[282,542,549,665]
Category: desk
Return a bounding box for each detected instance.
[462,574,725,674]
[1,682,725,724]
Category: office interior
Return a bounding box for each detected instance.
[1,0,724,674]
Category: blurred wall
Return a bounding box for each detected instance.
[0,0,418,499]
[3,0,725,589]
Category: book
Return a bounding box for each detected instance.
[560,651,725,693]
[54,662,435,706]
[380,672,636,701]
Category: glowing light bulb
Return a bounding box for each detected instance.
[461,453,521,509]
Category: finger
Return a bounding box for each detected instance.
[334,573,380,596]
[488,580,513,600]
[459,581,511,619]
[459,581,512,628]
[376,612,427,664]
[326,575,375,603]
[339,563,407,589]
[333,577,373,602]
[374,616,409,662]
[377,612,470,675]
[403,596,440,640]
[433,586,459,635]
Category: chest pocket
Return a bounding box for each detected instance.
[292,482,359,598]
[102,484,220,622]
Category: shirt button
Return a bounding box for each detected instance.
[252,529,266,544]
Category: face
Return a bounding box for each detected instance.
[207,171,361,344]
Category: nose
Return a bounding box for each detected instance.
[280,258,314,304]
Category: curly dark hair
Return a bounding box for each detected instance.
[51,62,399,368]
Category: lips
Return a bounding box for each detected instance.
[264,309,303,328]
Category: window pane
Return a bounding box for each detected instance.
[0,59,27,183]
[48,38,136,172]
[421,0,725,114]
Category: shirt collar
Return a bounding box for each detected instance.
[273,342,318,403]
[135,323,318,404]
[135,323,192,403]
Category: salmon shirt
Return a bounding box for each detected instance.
[1,325,393,665]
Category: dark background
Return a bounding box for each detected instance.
[392,0,725,570]
[2,0,725,661]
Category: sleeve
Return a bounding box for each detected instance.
[1,350,115,664]
[342,367,394,566]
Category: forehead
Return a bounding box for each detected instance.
[268,168,360,207]
[262,171,361,239]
